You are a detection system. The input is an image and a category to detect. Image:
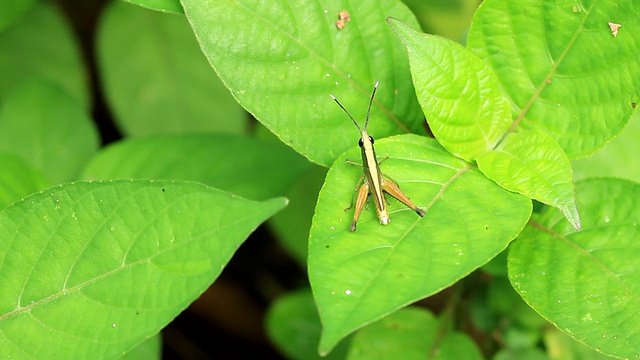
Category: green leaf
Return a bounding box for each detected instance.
[0,154,50,210]
[467,0,640,159]
[573,112,640,183]
[119,334,161,360]
[0,179,286,358]
[543,328,616,360]
[97,1,245,136]
[0,0,37,32]
[493,348,549,360]
[123,0,183,14]
[402,0,479,42]
[509,178,640,359]
[309,134,531,354]
[477,130,580,231]
[266,289,349,360]
[180,0,425,166]
[0,78,99,184]
[432,333,484,360]
[267,165,327,264]
[80,134,310,201]
[347,307,482,360]
[0,2,89,107]
[388,18,512,162]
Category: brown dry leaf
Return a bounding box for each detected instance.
[336,10,350,30]
[608,21,621,37]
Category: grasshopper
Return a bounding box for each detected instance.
[331,81,425,231]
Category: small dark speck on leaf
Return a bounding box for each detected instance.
[161,188,166,192]
[632,102,637,108]
[325,245,330,249]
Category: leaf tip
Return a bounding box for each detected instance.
[560,203,581,231]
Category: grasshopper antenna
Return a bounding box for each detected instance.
[330,81,380,133]
[330,93,362,133]
[364,81,379,131]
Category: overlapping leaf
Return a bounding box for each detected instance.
[0,78,99,184]
[348,307,483,359]
[266,289,349,360]
[309,134,531,354]
[388,18,581,230]
[81,134,310,201]
[573,112,640,183]
[181,0,425,165]
[0,154,49,210]
[467,0,640,159]
[388,18,512,162]
[0,2,89,106]
[97,1,245,136]
[124,0,183,14]
[0,180,286,358]
[477,130,580,230]
[509,178,640,359]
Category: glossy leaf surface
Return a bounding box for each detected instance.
[509,178,640,359]
[388,18,511,162]
[477,130,580,230]
[0,180,286,358]
[467,0,640,159]
[181,0,425,165]
[309,134,531,353]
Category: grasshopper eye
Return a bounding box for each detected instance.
[358,138,364,147]
[369,136,374,144]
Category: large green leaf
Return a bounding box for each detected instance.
[467,0,640,159]
[181,0,425,166]
[347,307,483,360]
[0,2,89,107]
[388,18,512,162]
[509,178,640,359]
[0,154,49,210]
[80,134,310,201]
[97,1,245,136]
[309,134,531,354]
[477,130,580,231]
[0,78,99,184]
[0,180,286,358]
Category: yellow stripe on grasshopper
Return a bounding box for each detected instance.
[330,81,425,231]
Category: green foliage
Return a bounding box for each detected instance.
[180,0,426,166]
[0,180,286,358]
[0,0,638,358]
[467,0,638,159]
[0,78,99,184]
[0,1,89,106]
[510,178,640,359]
[309,135,530,353]
[97,1,245,136]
